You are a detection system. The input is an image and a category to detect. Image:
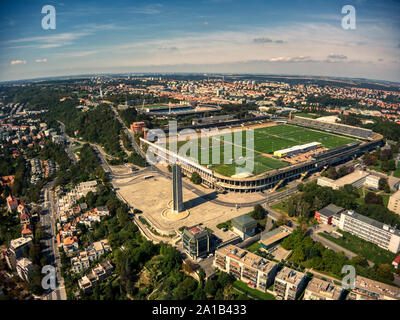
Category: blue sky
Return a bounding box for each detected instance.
[0,0,399,82]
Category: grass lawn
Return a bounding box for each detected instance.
[276,186,289,192]
[216,220,232,230]
[319,230,397,265]
[165,124,354,177]
[233,281,275,300]
[271,201,289,215]
[246,242,261,253]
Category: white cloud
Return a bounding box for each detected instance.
[35,59,48,63]
[10,60,26,65]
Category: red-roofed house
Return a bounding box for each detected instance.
[21,225,33,239]
[393,254,400,269]
[6,195,19,212]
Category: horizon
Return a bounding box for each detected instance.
[0,0,399,82]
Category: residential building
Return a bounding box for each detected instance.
[5,237,32,270]
[78,260,114,293]
[213,245,278,292]
[314,204,344,225]
[182,225,211,259]
[304,278,345,300]
[231,214,257,240]
[16,258,33,282]
[259,226,293,250]
[274,267,307,300]
[388,190,400,215]
[338,210,400,253]
[348,276,400,300]
[71,239,112,273]
[6,195,18,212]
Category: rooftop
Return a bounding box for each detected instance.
[275,267,306,286]
[305,278,343,300]
[353,276,400,300]
[343,210,400,236]
[317,204,344,217]
[231,214,257,228]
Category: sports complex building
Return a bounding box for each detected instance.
[140,116,384,193]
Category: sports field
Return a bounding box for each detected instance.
[167,124,356,177]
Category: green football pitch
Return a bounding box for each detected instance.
[166,124,356,177]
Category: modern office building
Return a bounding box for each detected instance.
[182,225,211,259]
[231,214,257,240]
[348,276,400,300]
[338,210,400,253]
[172,163,183,213]
[314,204,345,225]
[304,278,345,300]
[274,267,307,300]
[213,245,278,292]
[388,190,400,215]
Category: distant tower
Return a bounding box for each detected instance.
[289,112,293,121]
[100,87,103,98]
[172,164,183,213]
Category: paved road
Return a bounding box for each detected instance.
[58,121,78,165]
[40,182,67,300]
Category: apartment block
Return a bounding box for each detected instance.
[274,267,307,300]
[16,257,33,282]
[304,278,345,300]
[213,245,278,292]
[348,276,400,300]
[388,190,400,215]
[338,210,400,253]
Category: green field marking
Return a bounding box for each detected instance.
[164,124,355,177]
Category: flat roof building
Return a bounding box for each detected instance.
[339,210,400,253]
[388,190,400,215]
[314,204,345,225]
[304,278,345,300]
[259,226,293,250]
[213,244,278,292]
[348,275,400,300]
[274,267,307,300]
[317,170,369,190]
[231,214,257,240]
[274,142,321,158]
[182,225,211,259]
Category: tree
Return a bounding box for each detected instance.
[251,204,265,220]
[326,167,338,180]
[375,264,394,282]
[190,172,202,185]
[204,279,219,297]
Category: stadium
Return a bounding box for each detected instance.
[140,116,384,193]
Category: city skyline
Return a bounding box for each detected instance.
[0,0,399,82]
